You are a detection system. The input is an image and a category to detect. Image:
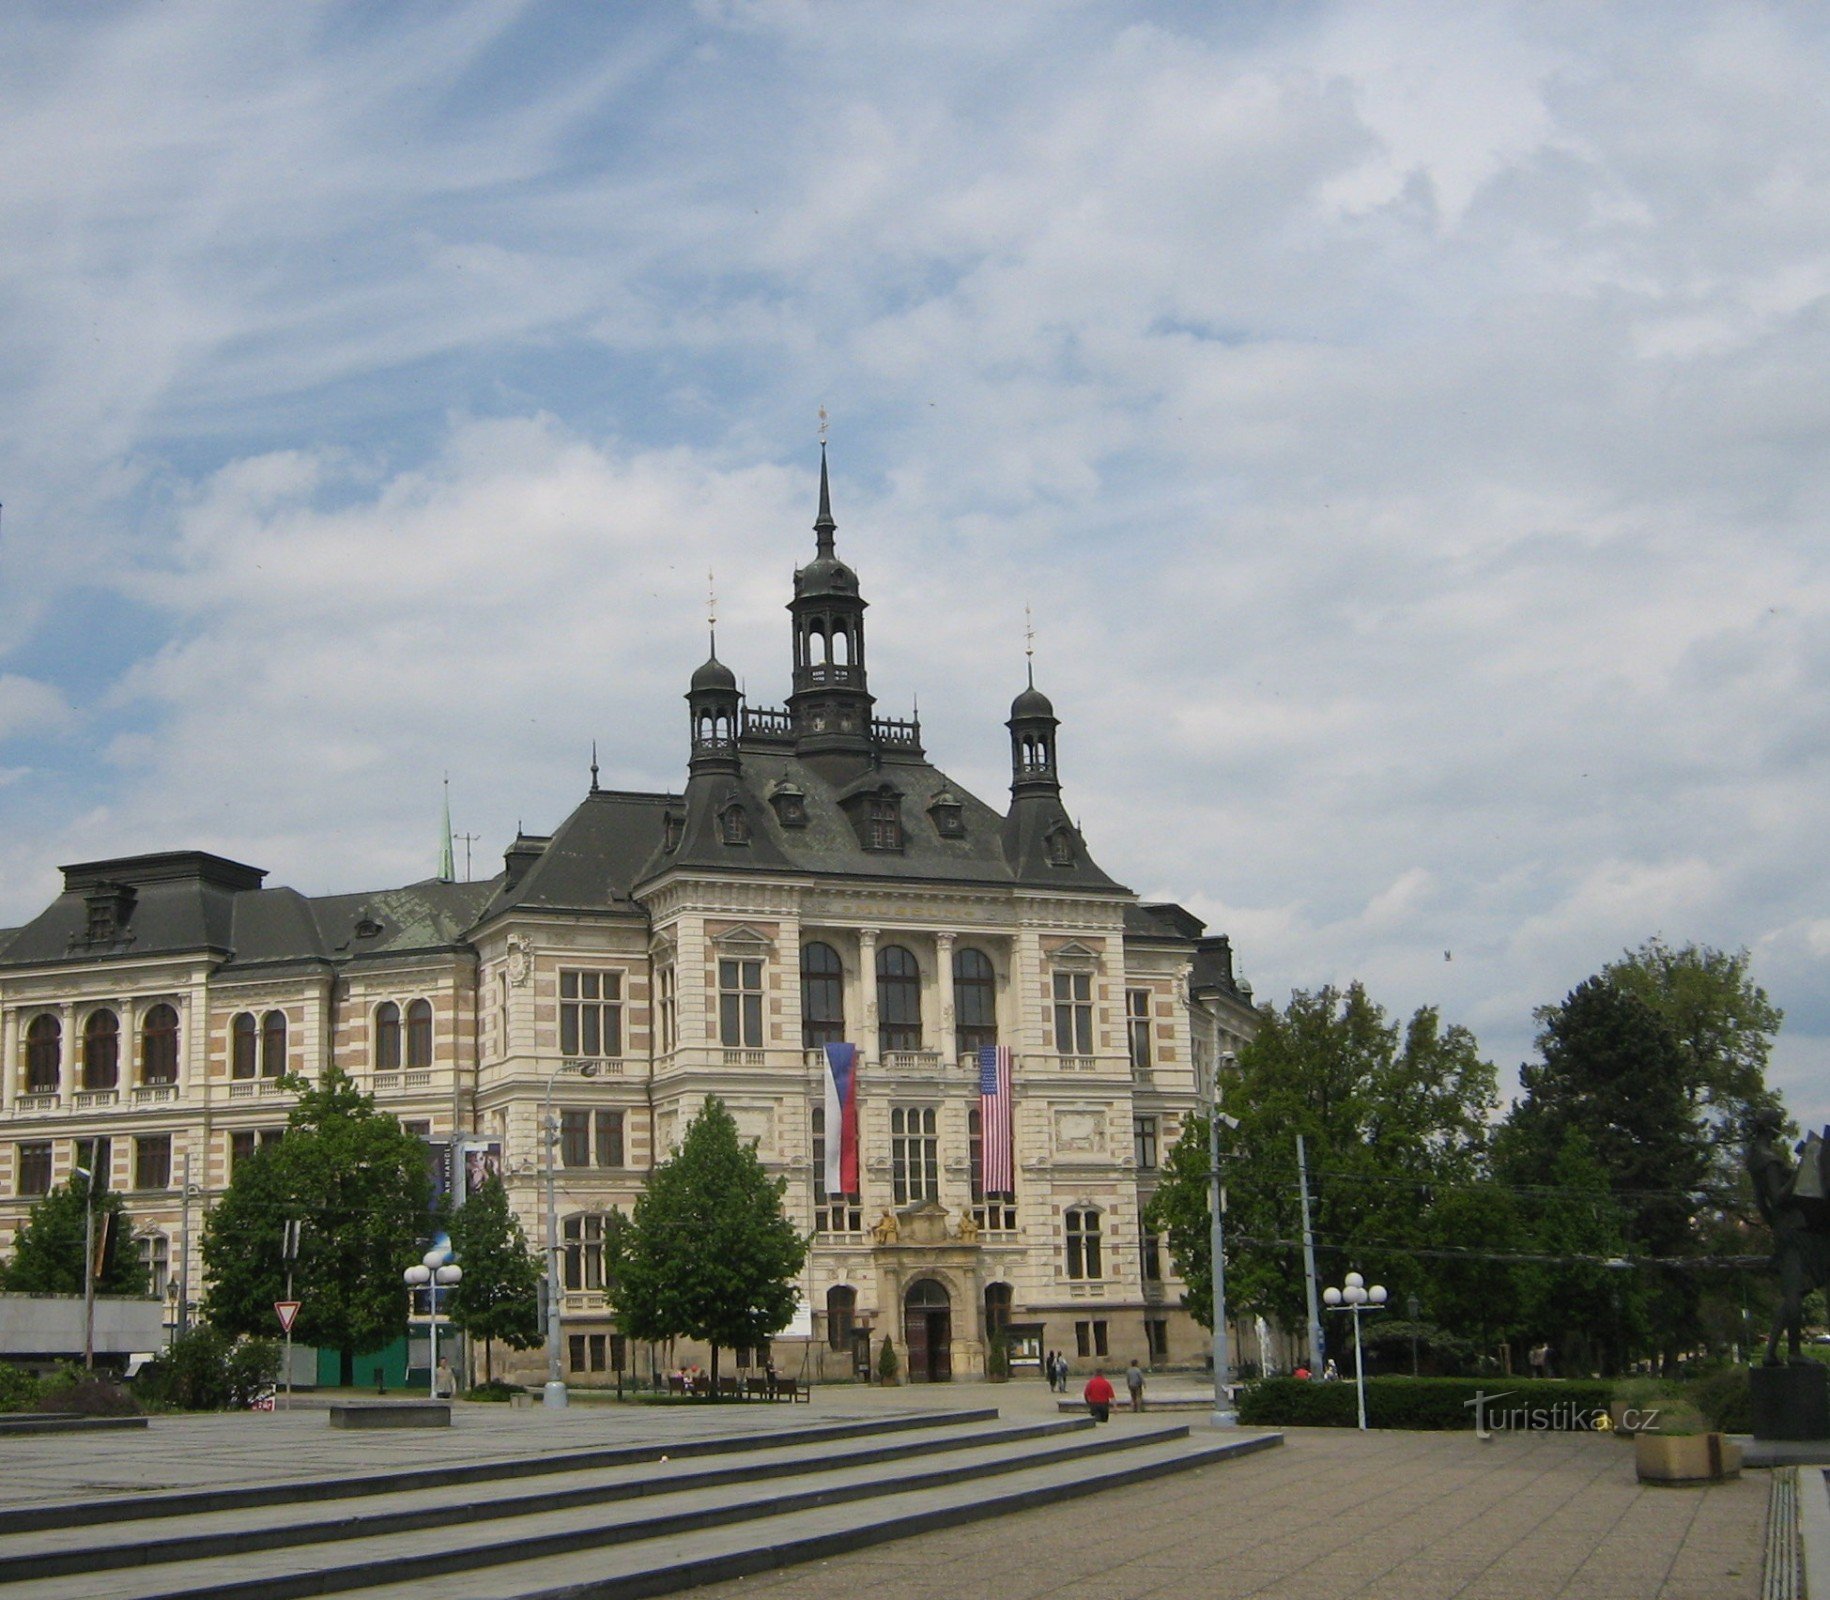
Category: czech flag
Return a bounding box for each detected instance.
[823,1042,859,1194]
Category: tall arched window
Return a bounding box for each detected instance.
[260,1010,287,1078]
[801,943,845,1049]
[374,1002,401,1070]
[83,1009,120,1091]
[877,945,922,1054]
[953,947,997,1058]
[231,1013,258,1079]
[405,999,433,1069]
[24,1015,61,1093]
[140,1004,179,1085]
[826,1285,857,1351]
[1065,1207,1102,1280]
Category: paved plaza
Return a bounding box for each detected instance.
[0,1381,1771,1600]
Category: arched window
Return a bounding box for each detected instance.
[405,999,433,1069]
[231,1013,258,1079]
[801,942,845,1048]
[1065,1207,1102,1280]
[983,1281,1013,1340]
[721,804,751,846]
[374,1002,401,1070]
[877,945,922,1054]
[826,1285,857,1351]
[83,1009,120,1091]
[24,1015,61,1093]
[140,1004,179,1085]
[260,1010,287,1078]
[953,947,997,1058]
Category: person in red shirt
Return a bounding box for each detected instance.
[1083,1369,1115,1422]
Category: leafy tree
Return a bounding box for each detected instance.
[1499,977,1708,1370]
[1147,985,1497,1348]
[608,1096,807,1387]
[445,1173,543,1382]
[0,1174,147,1296]
[200,1068,431,1382]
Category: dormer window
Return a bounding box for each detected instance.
[355,917,383,940]
[769,782,808,829]
[928,791,964,839]
[867,795,902,851]
[83,882,135,945]
[1045,824,1076,867]
[721,803,752,846]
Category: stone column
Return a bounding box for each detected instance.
[858,928,879,1059]
[935,932,956,1064]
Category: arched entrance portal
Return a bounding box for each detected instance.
[903,1278,953,1383]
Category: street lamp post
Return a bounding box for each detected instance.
[1208,1051,1239,1428]
[1323,1271,1387,1431]
[404,1245,461,1401]
[542,1060,600,1409]
[73,1157,96,1371]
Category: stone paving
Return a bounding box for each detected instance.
[0,1380,1769,1599]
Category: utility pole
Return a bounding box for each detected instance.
[1296,1134,1325,1373]
[282,1219,301,1410]
[177,1151,193,1337]
[1208,1052,1237,1427]
[76,1142,98,1370]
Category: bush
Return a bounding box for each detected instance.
[463,1379,522,1403]
[877,1335,900,1384]
[986,1336,1010,1381]
[36,1369,140,1416]
[1688,1366,1751,1433]
[1237,1375,1617,1431]
[136,1327,278,1411]
[0,1363,42,1413]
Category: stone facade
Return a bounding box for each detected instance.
[0,458,1256,1384]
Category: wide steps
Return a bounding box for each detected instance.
[0,1410,1279,1600]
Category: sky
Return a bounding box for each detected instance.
[0,1,1825,1122]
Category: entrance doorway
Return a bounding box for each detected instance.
[903,1278,953,1383]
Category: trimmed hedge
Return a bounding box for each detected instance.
[1237,1375,1616,1431]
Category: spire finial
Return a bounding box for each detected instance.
[590,741,600,793]
[439,774,455,882]
[1025,604,1036,688]
[707,568,718,656]
[814,427,836,558]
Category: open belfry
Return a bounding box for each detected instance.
[0,452,1255,1384]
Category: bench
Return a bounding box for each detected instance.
[327,1401,451,1429]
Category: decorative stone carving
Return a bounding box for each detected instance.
[1054,1108,1106,1154]
[871,1210,900,1244]
[506,936,533,987]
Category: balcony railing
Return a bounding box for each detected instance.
[564,1058,623,1077]
[132,1083,179,1104]
[228,1078,296,1099]
[884,1050,942,1073]
[1057,1055,1098,1072]
[73,1090,118,1109]
[15,1093,59,1114]
[722,1049,766,1068]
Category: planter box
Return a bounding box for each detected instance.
[1634,1431,1740,1484]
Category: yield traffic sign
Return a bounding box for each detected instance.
[274,1300,301,1334]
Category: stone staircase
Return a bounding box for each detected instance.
[0,1408,1278,1600]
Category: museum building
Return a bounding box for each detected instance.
[0,455,1255,1383]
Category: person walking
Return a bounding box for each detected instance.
[1125,1358,1145,1413]
[1083,1368,1115,1423]
[433,1356,457,1400]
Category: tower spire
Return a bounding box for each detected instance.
[438,775,455,882]
[814,442,836,559]
[589,741,600,793]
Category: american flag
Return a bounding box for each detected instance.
[978,1045,1013,1193]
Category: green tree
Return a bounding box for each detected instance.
[1147,985,1498,1345]
[445,1173,543,1383]
[200,1068,431,1381]
[0,1173,147,1296]
[608,1096,807,1387]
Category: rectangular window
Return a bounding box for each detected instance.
[76,1137,111,1192]
[560,1110,591,1169]
[563,1214,605,1291]
[16,1142,51,1197]
[1146,1318,1169,1358]
[1065,1208,1102,1280]
[594,1110,624,1169]
[1126,988,1152,1071]
[891,1106,938,1205]
[658,967,675,1054]
[231,1129,283,1172]
[1133,1115,1158,1171]
[968,1108,1017,1232]
[568,1334,586,1372]
[1142,1231,1163,1282]
[719,959,764,1048]
[1074,1319,1109,1358]
[1052,972,1093,1056]
[812,1107,862,1234]
[134,1134,172,1191]
[560,970,623,1058]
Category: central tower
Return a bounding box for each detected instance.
[787,446,876,756]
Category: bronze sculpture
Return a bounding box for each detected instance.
[1746,1108,1830,1364]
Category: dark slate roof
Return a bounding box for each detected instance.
[0,852,261,968]
[295,879,500,964]
[1127,902,1208,943]
[1191,933,1251,1003]
[653,747,1127,893]
[477,790,676,921]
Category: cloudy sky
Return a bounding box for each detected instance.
[1,1,1824,1119]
